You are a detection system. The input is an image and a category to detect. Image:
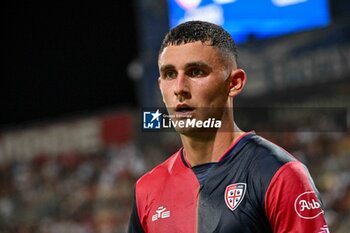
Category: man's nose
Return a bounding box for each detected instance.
[174,74,191,100]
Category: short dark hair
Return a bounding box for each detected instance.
[159,21,238,64]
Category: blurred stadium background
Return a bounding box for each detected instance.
[1,0,349,232]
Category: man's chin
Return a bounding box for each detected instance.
[174,125,219,137]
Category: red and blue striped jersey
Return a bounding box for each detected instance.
[128,132,329,233]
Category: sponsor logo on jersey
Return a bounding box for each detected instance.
[294,191,324,219]
[152,206,171,222]
[224,183,246,211]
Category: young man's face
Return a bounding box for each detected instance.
[158,41,233,132]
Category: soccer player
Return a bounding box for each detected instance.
[128,21,329,233]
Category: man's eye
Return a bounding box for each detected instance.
[164,70,177,79]
[188,69,204,77]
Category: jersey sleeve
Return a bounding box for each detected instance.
[128,190,146,233]
[264,161,330,233]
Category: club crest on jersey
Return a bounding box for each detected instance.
[225,183,246,211]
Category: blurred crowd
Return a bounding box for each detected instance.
[0,130,349,233]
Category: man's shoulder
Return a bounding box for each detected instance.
[239,134,301,183]
[248,134,297,165]
[237,134,304,194]
[136,149,182,189]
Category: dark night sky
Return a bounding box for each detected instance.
[1,3,138,129]
[1,1,348,131]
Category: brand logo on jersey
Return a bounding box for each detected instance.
[294,191,323,219]
[224,183,246,211]
[318,225,330,233]
[152,206,171,222]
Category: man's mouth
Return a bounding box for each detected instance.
[175,105,195,116]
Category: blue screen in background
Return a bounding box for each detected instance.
[167,0,331,44]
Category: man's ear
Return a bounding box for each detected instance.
[228,69,246,97]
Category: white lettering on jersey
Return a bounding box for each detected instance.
[318,225,330,233]
[294,191,323,219]
[152,206,171,222]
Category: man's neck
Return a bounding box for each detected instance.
[180,124,245,167]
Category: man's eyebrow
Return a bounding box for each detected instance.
[185,61,210,68]
[159,62,212,72]
[159,64,175,72]
[185,62,212,72]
